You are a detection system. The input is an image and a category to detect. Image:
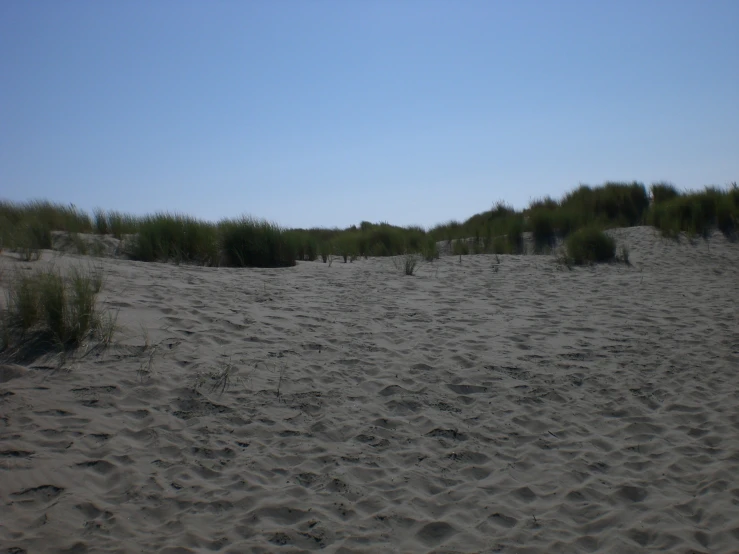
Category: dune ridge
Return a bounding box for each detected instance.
[1,226,738,553]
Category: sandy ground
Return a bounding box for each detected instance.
[1,226,738,553]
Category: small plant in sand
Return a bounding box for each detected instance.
[554,247,574,271]
[1,264,116,356]
[616,244,631,265]
[392,252,420,276]
[275,363,288,398]
[191,357,247,395]
[95,309,119,348]
[137,340,159,382]
[208,358,238,395]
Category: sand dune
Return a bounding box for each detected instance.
[1,226,738,553]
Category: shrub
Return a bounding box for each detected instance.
[565,227,616,265]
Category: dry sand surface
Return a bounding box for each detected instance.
[1,226,738,553]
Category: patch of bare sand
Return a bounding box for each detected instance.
[1,227,738,553]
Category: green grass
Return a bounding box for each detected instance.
[0,200,92,258]
[219,217,296,268]
[392,252,420,275]
[648,186,738,240]
[131,213,220,265]
[564,227,616,265]
[651,182,680,204]
[1,264,114,354]
[2,181,736,270]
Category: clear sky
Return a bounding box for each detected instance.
[1,1,737,229]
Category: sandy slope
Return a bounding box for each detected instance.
[1,227,738,553]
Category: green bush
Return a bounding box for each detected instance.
[565,227,616,265]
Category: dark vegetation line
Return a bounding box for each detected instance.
[1,182,737,268]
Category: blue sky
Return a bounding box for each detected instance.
[1,1,737,229]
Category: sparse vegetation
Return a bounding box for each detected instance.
[191,357,245,396]
[617,245,631,265]
[392,252,420,276]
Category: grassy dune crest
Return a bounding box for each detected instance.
[1,182,736,267]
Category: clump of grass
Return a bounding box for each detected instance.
[219,216,296,268]
[286,231,319,261]
[132,213,220,265]
[392,252,420,275]
[191,357,246,396]
[529,209,557,252]
[422,238,440,262]
[93,208,109,235]
[9,218,49,261]
[452,240,470,256]
[93,209,140,238]
[564,227,616,265]
[651,182,680,204]
[95,309,119,348]
[334,234,358,263]
[648,186,738,240]
[1,265,114,355]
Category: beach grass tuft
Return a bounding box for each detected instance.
[1,264,115,355]
[564,227,616,265]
